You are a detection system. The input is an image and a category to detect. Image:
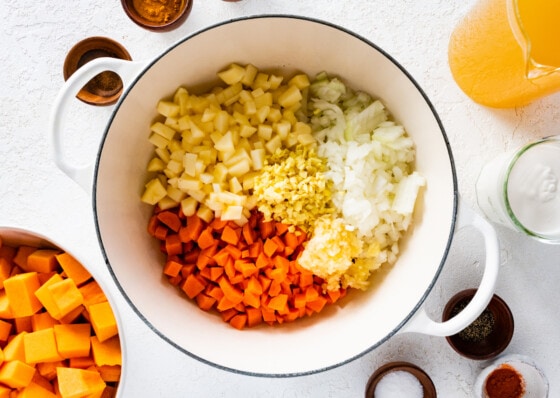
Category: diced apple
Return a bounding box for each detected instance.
[147,157,166,172]
[151,122,176,140]
[264,135,282,154]
[241,64,258,86]
[218,63,246,85]
[180,197,198,216]
[183,153,198,177]
[157,101,180,118]
[141,178,167,205]
[227,158,251,178]
[278,85,302,108]
[221,205,244,221]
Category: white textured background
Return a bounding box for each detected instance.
[1,0,560,397]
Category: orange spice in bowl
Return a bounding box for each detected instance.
[121,0,193,31]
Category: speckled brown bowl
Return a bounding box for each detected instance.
[442,289,514,360]
[365,361,437,398]
[63,37,132,106]
[121,0,193,31]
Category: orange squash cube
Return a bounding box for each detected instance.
[0,359,36,388]
[54,324,91,359]
[3,272,42,317]
[56,367,106,398]
[27,249,60,274]
[87,302,117,343]
[23,328,63,364]
[56,253,92,286]
[90,336,121,367]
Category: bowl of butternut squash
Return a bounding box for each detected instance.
[0,227,123,397]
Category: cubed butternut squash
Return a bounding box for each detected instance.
[27,250,60,274]
[56,253,91,287]
[90,336,121,367]
[3,332,27,362]
[56,367,106,398]
[3,272,42,317]
[23,328,63,364]
[54,324,91,359]
[0,360,36,388]
[87,303,117,343]
[17,381,58,398]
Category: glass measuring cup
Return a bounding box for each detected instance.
[448,0,560,108]
[476,136,560,244]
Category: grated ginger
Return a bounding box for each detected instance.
[253,145,334,232]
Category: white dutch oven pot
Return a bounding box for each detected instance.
[50,16,499,376]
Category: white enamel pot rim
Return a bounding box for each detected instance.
[50,15,499,377]
[0,226,128,396]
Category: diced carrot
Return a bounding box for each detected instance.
[228,273,245,285]
[242,292,260,309]
[157,211,182,232]
[247,241,262,259]
[195,293,216,311]
[274,222,289,236]
[236,261,257,278]
[229,314,247,330]
[218,277,244,305]
[217,297,237,313]
[261,308,276,324]
[210,218,228,232]
[271,236,286,253]
[224,245,242,260]
[224,257,236,279]
[284,232,299,249]
[327,289,342,304]
[258,219,274,239]
[263,238,278,258]
[183,247,200,263]
[242,223,256,245]
[246,276,263,296]
[259,275,272,293]
[299,271,314,288]
[180,264,196,278]
[209,267,224,282]
[221,225,241,246]
[268,279,282,297]
[305,285,319,302]
[307,296,328,313]
[147,215,159,236]
[179,215,205,242]
[294,293,306,309]
[154,225,168,241]
[268,294,288,312]
[163,260,183,277]
[255,253,270,269]
[246,307,262,327]
[164,234,183,256]
[181,274,206,299]
[212,248,230,267]
[206,285,224,301]
[197,228,216,250]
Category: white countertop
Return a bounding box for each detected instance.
[1,0,559,396]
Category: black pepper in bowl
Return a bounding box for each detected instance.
[442,289,514,360]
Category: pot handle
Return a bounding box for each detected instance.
[400,202,500,337]
[50,57,145,192]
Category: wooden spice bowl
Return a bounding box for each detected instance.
[365,361,437,398]
[442,289,514,360]
[63,37,132,106]
[121,0,193,31]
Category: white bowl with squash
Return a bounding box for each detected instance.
[50,16,500,376]
[0,227,124,397]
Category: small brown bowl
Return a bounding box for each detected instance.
[442,289,514,360]
[121,0,193,31]
[63,37,132,106]
[365,361,437,398]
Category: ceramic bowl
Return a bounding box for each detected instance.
[442,288,514,360]
[63,36,131,106]
[121,0,193,31]
[0,227,126,396]
[365,361,437,398]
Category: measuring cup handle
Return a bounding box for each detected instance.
[400,201,500,337]
[49,57,144,193]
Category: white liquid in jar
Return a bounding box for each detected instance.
[506,143,560,237]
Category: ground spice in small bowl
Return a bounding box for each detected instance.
[484,364,525,398]
[451,299,495,342]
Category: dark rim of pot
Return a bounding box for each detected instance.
[92,14,458,378]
